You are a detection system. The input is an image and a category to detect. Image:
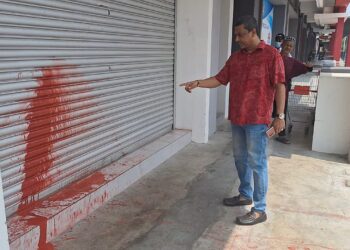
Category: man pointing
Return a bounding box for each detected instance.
[180,16,285,225]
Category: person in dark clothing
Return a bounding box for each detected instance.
[274,33,285,51]
[273,36,313,144]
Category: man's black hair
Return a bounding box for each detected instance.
[275,33,285,42]
[234,15,259,34]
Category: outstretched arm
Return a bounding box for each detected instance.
[179,77,222,93]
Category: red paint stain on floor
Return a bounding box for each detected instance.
[52,171,106,201]
[63,236,77,241]
[16,171,107,249]
[28,215,55,250]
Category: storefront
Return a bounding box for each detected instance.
[0,0,175,217]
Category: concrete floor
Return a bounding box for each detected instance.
[52,122,350,250]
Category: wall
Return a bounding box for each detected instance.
[254,0,262,27]
[288,18,299,37]
[300,24,308,61]
[232,0,261,52]
[346,38,350,66]
[175,0,233,143]
[344,18,350,37]
[312,73,350,154]
[288,18,299,57]
[208,0,220,136]
[295,14,302,60]
[285,3,290,35]
[296,15,307,61]
[305,28,316,61]
[272,5,287,48]
[217,0,234,122]
[175,0,213,143]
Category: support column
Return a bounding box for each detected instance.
[232,0,261,52]
[0,173,9,250]
[346,38,350,67]
[288,18,299,57]
[295,14,305,60]
[175,0,213,143]
[332,17,345,61]
[175,0,233,143]
[272,5,287,47]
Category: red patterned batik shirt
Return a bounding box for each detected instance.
[215,41,285,125]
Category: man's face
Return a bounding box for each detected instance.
[282,41,294,55]
[234,24,255,49]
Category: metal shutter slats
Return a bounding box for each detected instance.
[0,0,175,217]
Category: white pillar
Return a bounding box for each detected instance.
[174,0,233,143]
[175,0,213,143]
[217,0,234,120]
[0,174,9,250]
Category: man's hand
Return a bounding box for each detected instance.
[179,80,199,93]
[272,118,285,134]
[304,62,314,68]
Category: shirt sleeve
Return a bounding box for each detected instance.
[214,55,232,86]
[290,58,310,78]
[269,52,285,86]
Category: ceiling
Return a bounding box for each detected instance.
[268,0,349,34]
[299,0,336,23]
[269,0,337,22]
[269,0,289,5]
[289,6,299,18]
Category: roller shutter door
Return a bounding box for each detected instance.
[0,0,175,217]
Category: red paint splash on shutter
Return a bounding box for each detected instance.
[19,66,80,211]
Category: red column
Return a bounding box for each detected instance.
[332,17,345,61]
[346,38,350,67]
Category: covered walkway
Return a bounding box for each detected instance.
[52,121,350,250]
[1,1,350,249]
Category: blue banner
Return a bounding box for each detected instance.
[261,0,274,45]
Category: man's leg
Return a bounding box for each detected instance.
[223,124,253,206]
[236,124,268,225]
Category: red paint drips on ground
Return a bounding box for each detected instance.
[16,171,106,249]
[63,236,77,241]
[28,216,55,250]
[51,171,106,201]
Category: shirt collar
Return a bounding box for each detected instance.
[257,40,266,50]
[241,40,266,53]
